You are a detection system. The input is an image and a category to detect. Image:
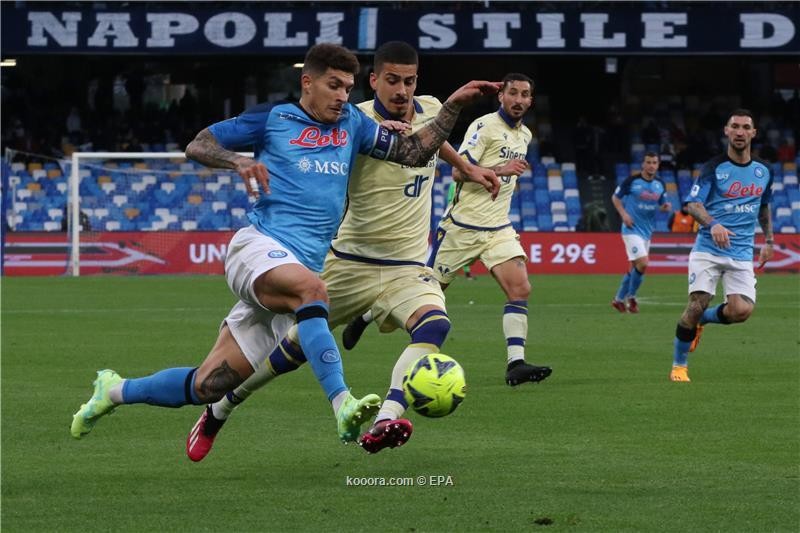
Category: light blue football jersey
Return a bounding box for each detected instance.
[614,174,667,240]
[209,102,394,271]
[685,155,773,261]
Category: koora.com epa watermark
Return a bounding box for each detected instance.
[345,475,454,487]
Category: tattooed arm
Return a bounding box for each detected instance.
[186,128,270,197]
[385,80,502,168]
[757,203,774,268]
[686,201,735,249]
[685,201,714,228]
[758,203,774,243]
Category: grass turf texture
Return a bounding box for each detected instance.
[2,274,798,532]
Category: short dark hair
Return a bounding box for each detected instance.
[501,73,534,92]
[727,108,756,128]
[374,41,418,73]
[644,151,659,159]
[302,43,360,77]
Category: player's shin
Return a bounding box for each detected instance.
[295,301,348,410]
[212,335,309,420]
[503,301,528,363]
[122,367,203,407]
[376,310,451,423]
[700,303,730,325]
[628,267,645,297]
[673,324,695,366]
[614,272,631,302]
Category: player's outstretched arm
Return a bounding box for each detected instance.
[440,142,501,199]
[386,81,502,168]
[186,128,270,198]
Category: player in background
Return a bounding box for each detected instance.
[425,72,551,387]
[610,152,672,313]
[670,109,774,382]
[71,43,502,446]
[185,41,502,460]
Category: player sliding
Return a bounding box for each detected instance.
[186,41,501,460]
[71,43,502,446]
[346,73,552,387]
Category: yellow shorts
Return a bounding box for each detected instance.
[429,218,526,284]
[321,252,446,333]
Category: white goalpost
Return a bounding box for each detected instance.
[69,152,184,276]
[67,151,252,276]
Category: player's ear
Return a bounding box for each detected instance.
[300,73,313,94]
[369,71,378,91]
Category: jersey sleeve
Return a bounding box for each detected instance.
[458,119,488,164]
[351,105,395,160]
[685,161,715,205]
[657,178,668,205]
[614,176,634,198]
[208,103,272,150]
[761,167,774,205]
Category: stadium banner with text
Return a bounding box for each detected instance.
[3,232,799,276]
[2,4,799,55]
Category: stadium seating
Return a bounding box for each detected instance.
[5,151,796,235]
[430,158,582,233]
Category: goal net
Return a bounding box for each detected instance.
[2,149,252,276]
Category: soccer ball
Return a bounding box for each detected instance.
[403,353,466,418]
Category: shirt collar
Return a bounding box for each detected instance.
[497,106,521,129]
[374,97,423,121]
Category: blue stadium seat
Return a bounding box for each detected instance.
[563,171,578,188]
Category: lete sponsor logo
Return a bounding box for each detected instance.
[289,126,348,148]
[721,181,763,198]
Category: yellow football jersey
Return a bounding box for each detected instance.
[330,96,442,264]
[447,110,532,229]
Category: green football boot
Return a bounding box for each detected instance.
[336,392,381,443]
[71,369,123,439]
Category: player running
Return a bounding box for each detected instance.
[610,152,672,313]
[670,109,774,382]
[71,43,501,447]
[183,41,501,460]
[345,73,552,387]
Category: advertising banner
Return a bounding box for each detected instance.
[4,231,798,276]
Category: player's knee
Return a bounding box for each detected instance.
[409,310,451,348]
[635,258,649,272]
[726,302,754,323]
[505,277,531,301]
[296,277,329,305]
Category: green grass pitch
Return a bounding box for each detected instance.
[2,274,798,531]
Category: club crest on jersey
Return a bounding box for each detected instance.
[716,172,730,182]
[289,126,348,148]
[754,167,764,178]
